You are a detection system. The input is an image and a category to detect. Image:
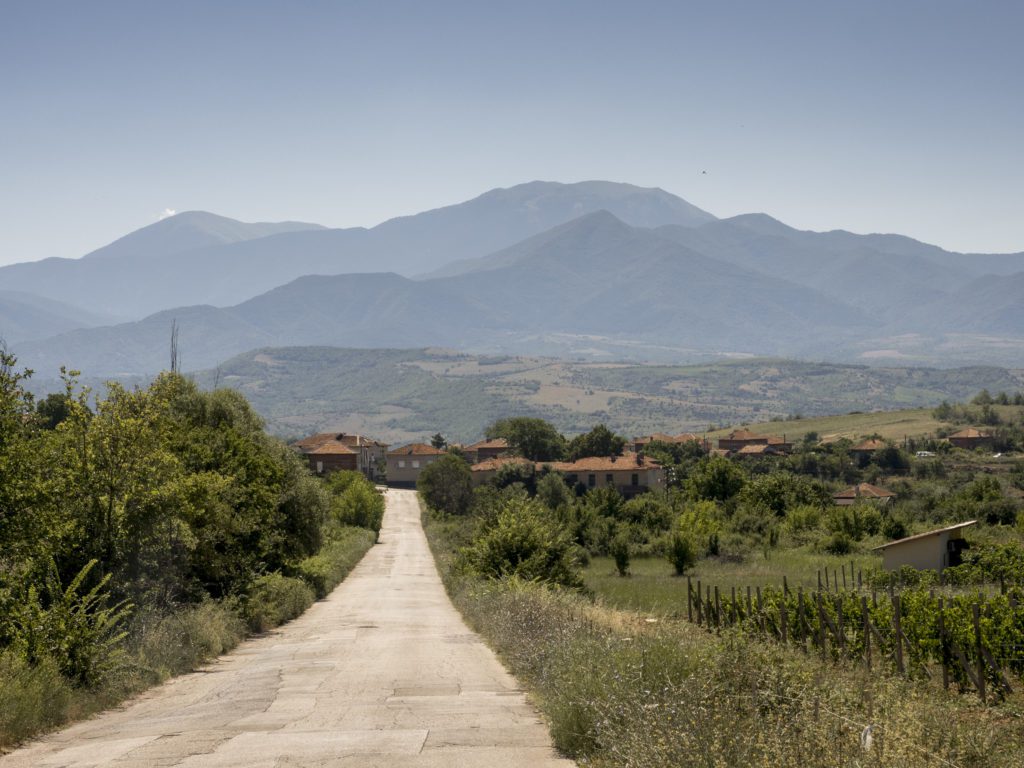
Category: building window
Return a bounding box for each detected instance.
[316,461,324,473]
[588,474,596,487]
[605,474,613,486]
[398,460,405,468]
[412,460,420,468]
[632,473,639,487]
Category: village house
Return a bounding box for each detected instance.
[872,520,976,572]
[631,432,709,454]
[468,456,534,487]
[463,438,510,465]
[833,482,897,506]
[733,443,785,457]
[717,429,792,454]
[545,453,666,496]
[386,443,446,487]
[292,432,388,479]
[947,428,994,451]
[849,438,887,458]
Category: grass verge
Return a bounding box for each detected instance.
[424,509,1024,768]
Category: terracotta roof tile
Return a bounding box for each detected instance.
[546,455,662,472]
[466,438,510,451]
[949,428,992,439]
[470,457,533,472]
[387,443,446,457]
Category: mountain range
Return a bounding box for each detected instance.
[3,180,1023,375]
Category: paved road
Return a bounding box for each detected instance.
[2,489,573,767]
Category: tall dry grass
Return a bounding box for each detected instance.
[425,510,1024,768]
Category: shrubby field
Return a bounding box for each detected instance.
[421,414,1024,767]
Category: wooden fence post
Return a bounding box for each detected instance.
[861,595,871,670]
[973,603,986,705]
[835,594,845,653]
[714,586,721,630]
[816,591,827,660]
[687,576,693,623]
[756,587,765,634]
[780,599,788,644]
[937,597,948,690]
[893,595,905,676]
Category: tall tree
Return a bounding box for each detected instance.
[567,424,626,460]
[486,417,566,462]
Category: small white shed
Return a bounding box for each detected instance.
[871,520,976,573]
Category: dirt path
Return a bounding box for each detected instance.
[1,489,573,767]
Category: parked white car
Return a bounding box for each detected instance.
[915,450,936,457]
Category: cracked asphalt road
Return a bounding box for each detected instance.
[0,488,574,767]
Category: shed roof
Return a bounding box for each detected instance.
[871,520,977,551]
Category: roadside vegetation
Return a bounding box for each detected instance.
[0,351,379,749]
[422,410,1024,767]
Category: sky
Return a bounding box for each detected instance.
[1,0,1022,266]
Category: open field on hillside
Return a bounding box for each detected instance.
[30,347,1024,444]
[190,348,1024,442]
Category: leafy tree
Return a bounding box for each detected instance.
[486,417,566,461]
[685,456,746,502]
[567,424,626,461]
[35,392,76,429]
[737,472,830,516]
[536,472,574,511]
[430,432,447,450]
[418,454,473,516]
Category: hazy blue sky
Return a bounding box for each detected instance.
[2,1,1022,265]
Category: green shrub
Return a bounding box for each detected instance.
[418,454,474,516]
[331,475,385,534]
[610,532,631,577]
[243,574,315,633]
[11,561,131,688]
[296,527,376,598]
[824,531,852,555]
[666,530,697,575]
[459,496,583,589]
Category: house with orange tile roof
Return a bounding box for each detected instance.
[850,438,887,457]
[464,437,510,464]
[833,482,896,506]
[469,456,534,486]
[386,442,447,486]
[545,453,665,496]
[292,432,389,478]
[631,432,709,453]
[717,429,792,454]
[947,428,994,451]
